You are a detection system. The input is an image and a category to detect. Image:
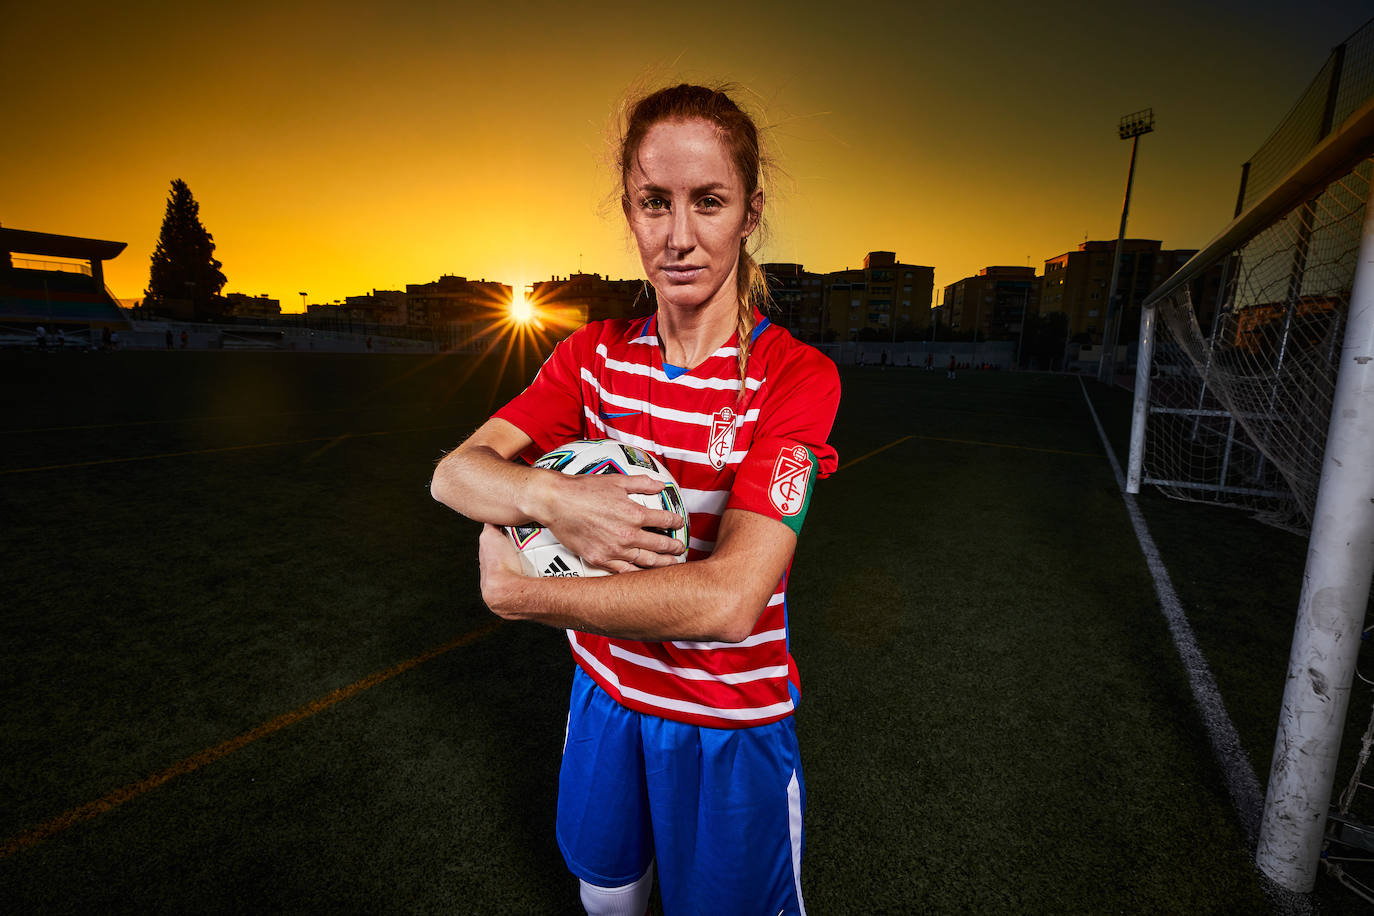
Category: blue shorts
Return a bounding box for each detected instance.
[557,664,807,915]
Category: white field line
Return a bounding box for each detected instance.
[1078,378,1264,844]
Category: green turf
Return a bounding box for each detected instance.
[1,351,1366,913]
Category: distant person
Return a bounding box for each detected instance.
[880,349,888,368]
[103,327,112,351]
[430,82,839,916]
[925,352,933,371]
[35,325,46,351]
[56,328,65,349]
[165,329,174,350]
[857,347,865,366]
[180,330,188,349]
[366,336,373,352]
[948,354,956,380]
[110,330,120,351]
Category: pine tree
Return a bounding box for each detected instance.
[146,179,227,319]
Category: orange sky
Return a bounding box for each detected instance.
[4,2,1371,311]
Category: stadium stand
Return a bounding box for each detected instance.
[1,226,130,346]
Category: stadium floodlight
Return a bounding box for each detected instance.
[1097,108,1155,385]
[1118,109,1155,140]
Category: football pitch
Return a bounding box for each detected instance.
[1,348,1369,914]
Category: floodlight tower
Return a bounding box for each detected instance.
[1097,108,1154,385]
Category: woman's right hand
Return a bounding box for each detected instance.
[529,471,687,574]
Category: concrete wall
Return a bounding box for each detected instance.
[815,340,1017,369]
[124,320,435,353]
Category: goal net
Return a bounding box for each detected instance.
[1143,162,1369,532]
[1138,20,1374,534]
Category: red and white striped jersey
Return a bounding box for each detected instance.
[494,311,840,728]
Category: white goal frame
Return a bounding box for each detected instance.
[1128,94,1374,893]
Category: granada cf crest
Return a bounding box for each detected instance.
[769,445,812,516]
[708,406,737,470]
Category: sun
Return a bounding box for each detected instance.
[509,289,535,324]
[443,283,586,414]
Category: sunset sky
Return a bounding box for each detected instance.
[4,1,1371,311]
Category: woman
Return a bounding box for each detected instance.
[431,83,840,915]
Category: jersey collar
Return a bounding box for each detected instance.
[645,306,771,347]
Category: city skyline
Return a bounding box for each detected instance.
[5,1,1371,310]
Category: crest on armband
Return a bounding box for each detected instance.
[768,445,812,517]
[708,406,737,470]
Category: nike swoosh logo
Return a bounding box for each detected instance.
[599,410,641,419]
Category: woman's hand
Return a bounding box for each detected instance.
[529,472,686,574]
[478,523,525,618]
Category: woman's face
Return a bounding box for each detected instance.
[622,118,761,316]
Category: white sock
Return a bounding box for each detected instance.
[578,863,654,916]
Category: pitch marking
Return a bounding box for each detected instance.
[838,436,913,471]
[303,432,353,463]
[1077,377,1263,843]
[0,424,454,476]
[838,433,1095,472]
[0,620,502,858]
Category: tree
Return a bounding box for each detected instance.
[146,179,227,320]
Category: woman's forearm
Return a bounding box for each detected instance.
[478,510,794,643]
[486,545,748,642]
[434,420,686,571]
[431,439,551,526]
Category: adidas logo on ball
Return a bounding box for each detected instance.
[542,556,577,577]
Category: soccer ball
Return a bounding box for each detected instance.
[504,439,690,578]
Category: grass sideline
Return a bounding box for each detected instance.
[1,349,1369,913]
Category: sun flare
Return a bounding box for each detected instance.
[509,290,534,324]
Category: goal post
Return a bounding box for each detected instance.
[1255,168,1374,891]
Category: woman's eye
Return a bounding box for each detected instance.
[642,197,668,211]
[699,197,722,209]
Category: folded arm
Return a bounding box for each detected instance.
[477,506,796,643]
[431,418,685,573]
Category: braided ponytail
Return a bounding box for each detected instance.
[735,240,768,398]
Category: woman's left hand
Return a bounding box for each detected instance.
[478,523,525,618]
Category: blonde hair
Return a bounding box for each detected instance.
[616,83,771,396]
